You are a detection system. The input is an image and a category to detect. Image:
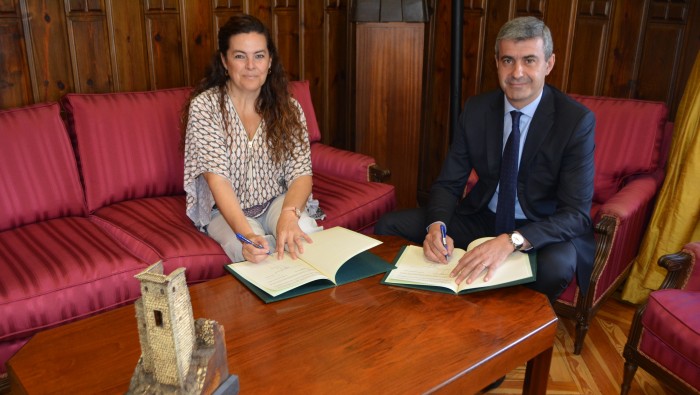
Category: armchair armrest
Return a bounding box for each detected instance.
[310,143,390,183]
[658,241,700,292]
[589,172,666,304]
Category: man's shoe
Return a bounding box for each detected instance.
[481,376,505,392]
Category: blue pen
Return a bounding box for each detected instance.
[235,233,273,255]
[440,224,449,259]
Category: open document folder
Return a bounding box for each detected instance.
[382,237,536,294]
[226,227,393,303]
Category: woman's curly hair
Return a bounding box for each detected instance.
[181,14,306,164]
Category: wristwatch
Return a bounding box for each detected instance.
[283,206,302,218]
[508,232,525,252]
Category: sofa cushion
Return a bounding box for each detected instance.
[313,172,396,233]
[289,80,321,143]
[639,289,700,389]
[569,95,668,203]
[0,103,86,232]
[62,88,191,213]
[91,196,230,282]
[0,217,146,342]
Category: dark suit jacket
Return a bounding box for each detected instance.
[427,84,596,294]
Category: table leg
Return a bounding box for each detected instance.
[523,346,553,395]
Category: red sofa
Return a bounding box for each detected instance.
[0,81,396,378]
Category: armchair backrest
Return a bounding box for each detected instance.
[0,103,86,232]
[569,95,670,204]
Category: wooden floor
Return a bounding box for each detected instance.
[486,295,677,395]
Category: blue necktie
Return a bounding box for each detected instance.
[495,111,522,234]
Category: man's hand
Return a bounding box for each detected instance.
[450,234,513,284]
[423,223,453,264]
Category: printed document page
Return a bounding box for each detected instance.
[229,257,328,297]
[384,237,533,293]
[297,227,382,280]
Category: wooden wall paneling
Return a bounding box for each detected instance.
[212,0,246,44]
[417,0,447,205]
[22,0,74,103]
[355,22,424,209]
[300,1,323,139]
[542,0,577,91]
[478,0,511,96]
[668,0,700,120]
[110,0,150,92]
[0,0,33,108]
[249,0,272,30]
[323,0,350,148]
[65,0,114,93]
[143,0,186,89]
[271,1,300,81]
[460,0,487,100]
[182,0,215,86]
[599,0,645,98]
[567,1,612,95]
[635,0,692,111]
[636,13,683,103]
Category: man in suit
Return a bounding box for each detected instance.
[376,16,595,305]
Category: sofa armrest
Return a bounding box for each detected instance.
[311,143,390,183]
[589,172,666,303]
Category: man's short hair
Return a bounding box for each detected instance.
[495,16,553,60]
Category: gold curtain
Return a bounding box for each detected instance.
[622,52,700,304]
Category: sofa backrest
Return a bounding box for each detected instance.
[570,95,670,203]
[62,88,191,213]
[0,103,86,232]
[289,80,322,143]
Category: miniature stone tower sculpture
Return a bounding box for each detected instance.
[128,262,238,394]
[134,262,195,387]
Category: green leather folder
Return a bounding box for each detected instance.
[226,250,393,303]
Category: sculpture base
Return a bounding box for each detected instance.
[128,319,236,394]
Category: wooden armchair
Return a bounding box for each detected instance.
[621,241,700,394]
[553,95,674,354]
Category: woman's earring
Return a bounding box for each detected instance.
[268,68,272,75]
[224,68,229,76]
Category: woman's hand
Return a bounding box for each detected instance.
[241,233,271,263]
[275,210,312,259]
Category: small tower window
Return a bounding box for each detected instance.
[154,310,163,327]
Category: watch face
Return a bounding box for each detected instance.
[511,233,524,245]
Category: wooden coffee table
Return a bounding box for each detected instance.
[7,235,556,394]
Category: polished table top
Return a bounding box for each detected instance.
[8,235,557,394]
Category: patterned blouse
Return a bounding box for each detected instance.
[184,87,312,230]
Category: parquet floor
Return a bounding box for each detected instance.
[487,295,677,395]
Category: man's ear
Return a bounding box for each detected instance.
[545,53,555,75]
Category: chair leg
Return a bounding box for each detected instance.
[620,360,637,395]
[574,314,589,354]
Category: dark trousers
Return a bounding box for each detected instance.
[375,208,576,305]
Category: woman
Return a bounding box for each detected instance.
[183,14,321,264]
